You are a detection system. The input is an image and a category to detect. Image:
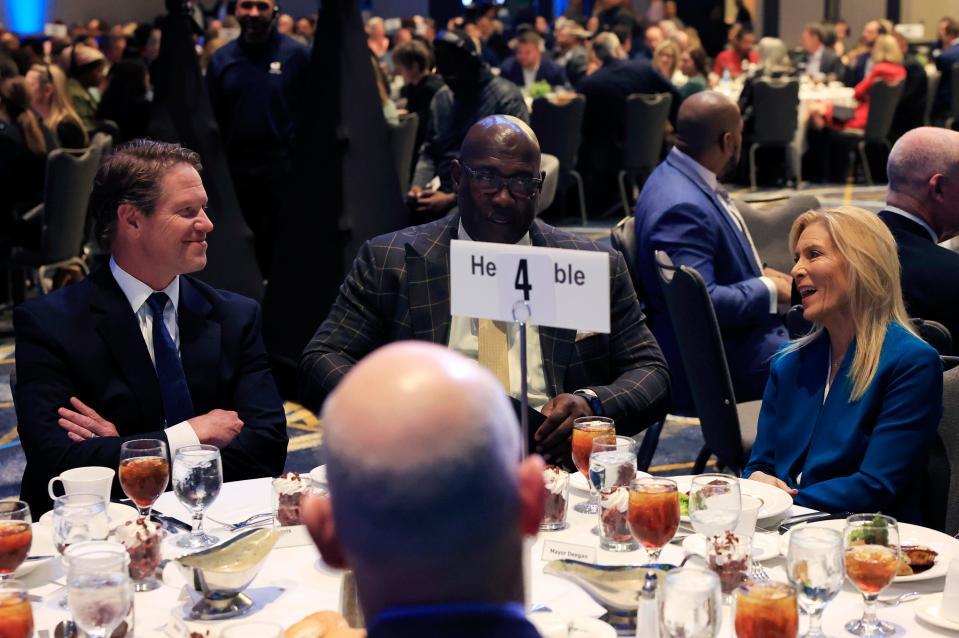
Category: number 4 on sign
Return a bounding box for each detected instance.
[514,259,531,301]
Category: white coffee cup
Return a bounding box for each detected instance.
[48,466,115,504]
[734,494,764,542]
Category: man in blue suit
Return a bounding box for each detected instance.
[933,20,959,121]
[14,140,287,514]
[634,92,792,410]
[499,31,568,89]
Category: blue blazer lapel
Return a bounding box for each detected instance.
[89,269,165,428]
[777,335,830,480]
[530,221,576,396]
[178,277,220,413]
[404,215,458,344]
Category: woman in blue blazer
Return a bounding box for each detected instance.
[743,206,942,523]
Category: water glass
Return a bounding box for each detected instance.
[0,502,31,579]
[52,494,108,555]
[627,477,679,563]
[67,544,132,638]
[172,444,223,549]
[541,465,570,531]
[787,527,844,638]
[0,580,33,638]
[119,438,169,517]
[598,486,637,551]
[688,474,741,536]
[734,494,763,545]
[733,581,799,638]
[589,435,638,491]
[843,514,900,637]
[571,417,615,514]
[660,567,721,638]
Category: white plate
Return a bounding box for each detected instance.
[38,502,139,527]
[780,519,957,583]
[12,522,55,578]
[682,532,780,562]
[670,475,794,522]
[529,612,616,638]
[916,594,959,631]
[570,470,651,494]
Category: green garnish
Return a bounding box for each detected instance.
[849,513,889,545]
[679,492,689,517]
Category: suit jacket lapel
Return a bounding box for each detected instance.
[530,221,576,395]
[405,215,458,344]
[780,334,830,478]
[178,277,220,412]
[89,268,165,428]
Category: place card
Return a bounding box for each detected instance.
[541,539,597,563]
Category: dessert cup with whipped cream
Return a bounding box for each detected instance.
[599,486,638,552]
[272,473,312,527]
[540,466,569,531]
[112,517,163,592]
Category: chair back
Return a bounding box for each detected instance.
[655,251,746,474]
[622,93,672,173]
[751,77,799,144]
[913,318,954,356]
[735,194,820,274]
[387,113,419,195]
[924,71,941,125]
[926,366,959,535]
[952,64,959,123]
[610,216,640,294]
[531,95,586,175]
[40,142,104,264]
[863,80,904,142]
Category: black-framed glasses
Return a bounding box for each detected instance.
[461,162,542,199]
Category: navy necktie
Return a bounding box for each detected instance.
[146,292,194,425]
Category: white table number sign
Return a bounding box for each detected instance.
[450,240,610,333]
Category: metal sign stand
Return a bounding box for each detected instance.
[512,300,532,460]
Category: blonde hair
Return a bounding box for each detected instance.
[654,40,680,79]
[785,206,916,401]
[756,37,792,73]
[871,34,903,65]
[29,64,88,147]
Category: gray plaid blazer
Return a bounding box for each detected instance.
[298,214,670,434]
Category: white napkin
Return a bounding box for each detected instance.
[940,556,959,621]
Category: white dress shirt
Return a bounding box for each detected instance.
[806,46,824,76]
[883,205,939,243]
[669,148,779,312]
[448,223,550,409]
[109,258,200,453]
[522,65,539,88]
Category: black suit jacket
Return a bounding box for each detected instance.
[806,47,844,77]
[879,210,959,346]
[298,214,670,434]
[14,267,288,514]
[500,56,569,87]
[369,610,541,638]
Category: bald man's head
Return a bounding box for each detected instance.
[313,342,543,615]
[887,127,959,240]
[453,115,543,244]
[675,91,743,178]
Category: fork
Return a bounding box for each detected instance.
[749,561,770,582]
[206,512,274,531]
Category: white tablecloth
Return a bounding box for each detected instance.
[21,476,957,636]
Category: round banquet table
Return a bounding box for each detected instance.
[19,476,959,637]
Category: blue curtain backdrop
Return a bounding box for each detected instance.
[3,0,47,34]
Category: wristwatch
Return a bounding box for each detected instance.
[573,388,604,417]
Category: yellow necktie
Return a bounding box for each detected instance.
[477,318,511,390]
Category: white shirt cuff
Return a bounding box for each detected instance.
[759,276,779,313]
[164,420,200,457]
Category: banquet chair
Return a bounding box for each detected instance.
[530,96,588,224]
[747,77,799,191]
[924,72,940,126]
[1,140,105,303]
[833,80,904,185]
[912,318,953,356]
[948,64,959,131]
[618,93,672,215]
[610,216,640,295]
[655,251,760,476]
[736,194,820,274]
[924,365,959,535]
[386,113,419,195]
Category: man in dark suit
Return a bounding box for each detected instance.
[15,140,287,514]
[800,22,843,78]
[880,127,959,344]
[844,19,884,87]
[499,31,568,89]
[300,115,670,464]
[634,92,792,411]
[304,342,545,638]
[576,32,680,214]
[933,19,959,121]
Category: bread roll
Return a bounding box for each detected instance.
[284,611,349,638]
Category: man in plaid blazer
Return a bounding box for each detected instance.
[300,116,670,462]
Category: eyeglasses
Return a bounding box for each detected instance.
[461,162,542,199]
[237,0,273,11]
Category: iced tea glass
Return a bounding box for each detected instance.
[787,527,844,638]
[0,581,33,638]
[119,438,169,517]
[571,417,614,514]
[0,502,31,580]
[628,477,679,563]
[733,581,799,638]
[843,514,900,637]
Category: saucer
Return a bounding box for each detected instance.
[916,594,959,631]
[38,502,139,527]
